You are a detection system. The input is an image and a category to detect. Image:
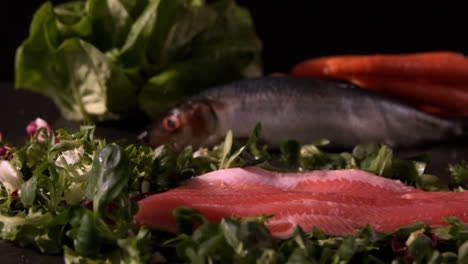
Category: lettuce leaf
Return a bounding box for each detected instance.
[15,0,262,121]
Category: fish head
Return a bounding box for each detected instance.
[143,100,218,151]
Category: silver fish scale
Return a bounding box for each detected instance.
[193,77,464,149]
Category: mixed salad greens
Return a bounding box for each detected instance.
[0,121,467,263]
[15,0,262,121]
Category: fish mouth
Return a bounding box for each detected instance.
[139,129,181,150]
[138,123,166,147]
[139,124,184,151]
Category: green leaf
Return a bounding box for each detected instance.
[356,224,388,244]
[15,2,128,121]
[18,32,139,121]
[138,0,262,117]
[288,248,316,264]
[174,207,208,235]
[170,221,234,263]
[392,159,424,187]
[191,0,262,78]
[359,145,393,177]
[298,144,347,170]
[0,211,54,241]
[280,140,301,167]
[220,216,273,261]
[16,0,262,121]
[392,222,429,239]
[20,175,38,206]
[224,145,246,169]
[352,143,379,160]
[139,53,249,118]
[15,2,61,91]
[309,226,328,240]
[145,0,218,71]
[407,152,432,166]
[152,145,179,188]
[243,123,268,159]
[426,250,442,264]
[458,241,468,263]
[292,226,313,250]
[448,160,468,184]
[116,0,162,70]
[441,251,458,263]
[54,0,135,51]
[73,210,102,257]
[53,1,91,40]
[34,226,65,254]
[86,144,131,215]
[444,217,468,243]
[416,174,449,191]
[219,130,233,169]
[117,227,152,264]
[332,236,356,264]
[407,234,433,263]
[60,38,139,120]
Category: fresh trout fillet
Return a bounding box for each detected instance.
[134,167,468,239]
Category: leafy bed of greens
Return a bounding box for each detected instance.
[15,0,262,121]
[0,123,467,263]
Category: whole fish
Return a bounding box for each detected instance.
[143,77,465,150]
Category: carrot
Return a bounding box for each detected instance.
[349,77,468,113]
[291,51,468,84]
[291,51,468,116]
[415,105,463,117]
[291,55,361,80]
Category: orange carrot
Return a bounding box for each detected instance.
[415,105,463,117]
[291,51,468,84]
[291,55,361,80]
[291,51,468,116]
[349,77,468,113]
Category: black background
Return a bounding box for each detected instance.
[3,1,468,81]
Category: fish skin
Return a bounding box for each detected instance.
[181,167,419,194]
[134,167,468,239]
[145,77,465,150]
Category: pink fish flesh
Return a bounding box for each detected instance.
[134,167,468,239]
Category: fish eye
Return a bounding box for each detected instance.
[162,115,181,132]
